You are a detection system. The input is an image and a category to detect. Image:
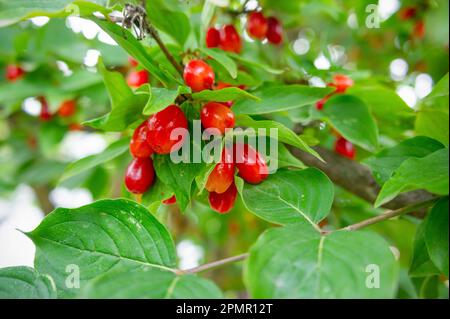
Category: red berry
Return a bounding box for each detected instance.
[58,100,76,117]
[125,157,155,194]
[162,195,176,205]
[6,64,25,82]
[316,94,331,110]
[201,102,235,135]
[147,105,188,154]
[127,70,149,88]
[234,143,268,184]
[247,12,268,40]
[413,20,425,39]
[208,183,238,214]
[128,57,139,67]
[330,74,353,93]
[205,148,235,194]
[266,17,283,45]
[219,25,242,53]
[206,27,220,48]
[38,96,52,121]
[183,59,215,92]
[334,137,356,159]
[69,123,83,131]
[399,7,417,21]
[130,120,153,158]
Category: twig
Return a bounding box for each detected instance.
[182,253,249,274]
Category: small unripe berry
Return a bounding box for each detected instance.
[125,157,155,194]
[234,143,268,184]
[219,25,242,53]
[58,100,76,117]
[206,27,220,48]
[208,182,238,214]
[183,59,215,92]
[147,105,188,154]
[201,102,235,135]
[130,120,153,158]
[205,148,235,194]
[127,70,149,88]
[334,136,356,159]
[266,17,283,45]
[246,12,268,40]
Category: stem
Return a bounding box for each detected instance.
[327,198,437,234]
[183,253,249,274]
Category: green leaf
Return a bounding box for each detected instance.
[424,197,449,277]
[80,268,223,298]
[230,53,286,75]
[142,87,184,115]
[191,87,259,102]
[270,143,306,170]
[60,137,130,182]
[244,223,399,298]
[410,218,440,277]
[241,168,334,226]
[364,136,445,184]
[29,199,177,298]
[200,48,238,79]
[232,85,334,115]
[153,154,205,212]
[97,57,133,105]
[141,178,174,206]
[318,94,379,152]
[0,266,57,299]
[375,149,449,207]
[92,17,177,87]
[235,115,322,161]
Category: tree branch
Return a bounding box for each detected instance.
[31,185,54,215]
[288,145,436,214]
[182,253,249,274]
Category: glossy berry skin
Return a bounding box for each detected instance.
[128,56,139,67]
[334,136,356,160]
[234,143,268,184]
[162,195,176,205]
[219,25,242,53]
[247,12,268,40]
[331,74,353,93]
[183,59,215,92]
[206,148,235,194]
[58,100,76,117]
[208,183,237,214]
[125,157,155,194]
[266,17,283,45]
[206,27,220,48]
[127,70,149,88]
[130,120,153,158]
[147,105,188,154]
[38,96,52,121]
[6,64,25,82]
[201,102,235,135]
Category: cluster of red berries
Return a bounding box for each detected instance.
[206,24,242,53]
[246,12,283,45]
[398,6,425,40]
[35,96,78,123]
[314,74,356,160]
[126,57,149,88]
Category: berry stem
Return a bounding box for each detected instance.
[182,253,249,274]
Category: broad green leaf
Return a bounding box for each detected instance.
[364,136,445,184]
[153,154,205,212]
[59,69,103,92]
[241,168,334,226]
[424,197,449,277]
[61,137,129,181]
[0,0,109,27]
[318,94,379,152]
[410,218,440,277]
[92,17,177,87]
[266,143,306,170]
[28,199,177,298]
[97,57,133,106]
[244,223,399,298]
[420,73,449,110]
[191,87,259,102]
[141,178,174,206]
[0,266,57,299]
[375,149,449,207]
[18,160,67,185]
[230,53,286,75]
[142,87,185,115]
[79,268,223,298]
[235,115,322,161]
[232,85,334,115]
[200,48,238,79]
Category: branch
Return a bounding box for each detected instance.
[31,185,54,215]
[182,253,249,274]
[288,145,436,214]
